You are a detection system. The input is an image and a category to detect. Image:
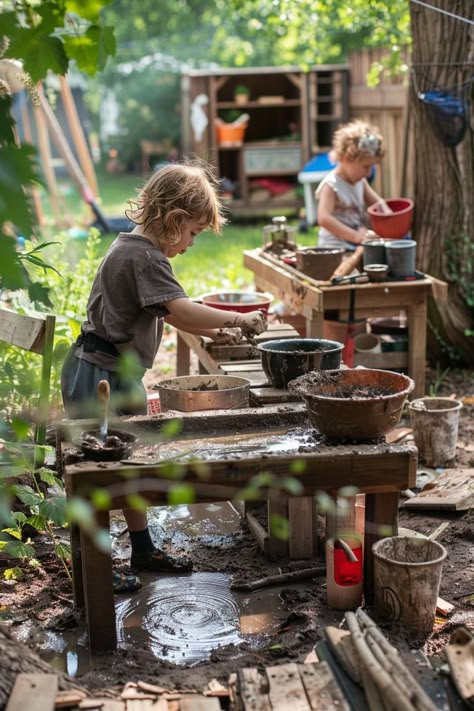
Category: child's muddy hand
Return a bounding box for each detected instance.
[240,310,267,335]
[212,327,243,345]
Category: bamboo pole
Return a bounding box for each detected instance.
[34,87,61,224]
[59,75,99,197]
[18,101,44,227]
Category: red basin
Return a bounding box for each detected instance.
[368,198,414,239]
[200,291,273,314]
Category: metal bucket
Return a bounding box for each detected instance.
[157,375,250,412]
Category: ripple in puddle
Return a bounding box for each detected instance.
[115,571,284,665]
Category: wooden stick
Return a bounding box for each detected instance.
[59,74,99,196]
[345,611,422,711]
[230,565,326,591]
[355,608,436,711]
[330,246,364,279]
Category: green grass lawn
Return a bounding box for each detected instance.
[39,169,319,294]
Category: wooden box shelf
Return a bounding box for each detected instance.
[181,64,349,213]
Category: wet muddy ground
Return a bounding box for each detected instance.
[0,367,473,698]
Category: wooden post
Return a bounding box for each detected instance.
[59,75,99,197]
[19,101,44,227]
[34,89,61,223]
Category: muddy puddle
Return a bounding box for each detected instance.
[18,503,302,675]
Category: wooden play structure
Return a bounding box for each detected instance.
[0,307,56,466]
[181,48,411,213]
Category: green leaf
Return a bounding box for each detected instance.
[0,235,28,290]
[1,528,22,540]
[91,488,111,510]
[26,514,48,531]
[126,493,148,511]
[66,0,114,22]
[66,497,94,528]
[269,512,289,541]
[279,477,304,496]
[38,469,63,488]
[11,512,27,525]
[27,283,53,307]
[4,567,23,580]
[168,484,195,505]
[160,418,183,439]
[12,485,42,507]
[64,24,116,74]
[4,540,36,559]
[10,418,32,440]
[37,2,66,33]
[290,459,306,474]
[54,542,71,561]
[20,35,69,83]
[39,495,67,526]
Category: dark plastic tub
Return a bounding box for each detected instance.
[257,338,343,389]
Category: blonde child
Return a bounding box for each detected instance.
[316,120,386,251]
[61,160,267,591]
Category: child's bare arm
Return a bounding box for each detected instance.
[364,180,383,208]
[317,185,369,245]
[165,297,267,335]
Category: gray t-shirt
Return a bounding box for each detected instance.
[316,171,370,251]
[77,233,187,371]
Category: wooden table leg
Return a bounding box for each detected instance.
[81,510,117,652]
[305,310,324,338]
[70,523,84,609]
[267,499,289,560]
[289,497,314,559]
[176,332,191,376]
[363,491,399,604]
[407,299,427,398]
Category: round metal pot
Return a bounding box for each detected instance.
[257,338,343,389]
[157,375,250,412]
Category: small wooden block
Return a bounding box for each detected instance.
[55,690,88,708]
[6,674,58,711]
[436,596,454,616]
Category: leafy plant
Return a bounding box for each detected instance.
[234,83,250,96]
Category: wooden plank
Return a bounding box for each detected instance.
[6,674,57,711]
[218,360,265,371]
[266,662,311,710]
[267,499,289,559]
[299,661,351,710]
[289,497,314,559]
[180,696,221,710]
[0,308,45,354]
[245,510,269,556]
[81,511,117,652]
[403,468,474,511]
[353,351,408,369]
[237,667,272,710]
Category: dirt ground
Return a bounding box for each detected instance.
[1,359,473,699]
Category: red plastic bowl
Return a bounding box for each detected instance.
[368,198,414,239]
[200,291,273,314]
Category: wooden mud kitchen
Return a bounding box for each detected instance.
[243,247,437,398]
[59,407,417,653]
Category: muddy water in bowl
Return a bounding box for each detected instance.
[257,338,343,389]
[157,375,250,412]
[289,368,414,440]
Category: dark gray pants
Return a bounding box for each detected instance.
[61,346,147,419]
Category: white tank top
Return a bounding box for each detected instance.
[316,171,370,251]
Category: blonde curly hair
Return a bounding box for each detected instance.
[331,120,385,162]
[126,158,227,249]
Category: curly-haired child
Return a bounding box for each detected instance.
[316,120,386,251]
[61,159,267,591]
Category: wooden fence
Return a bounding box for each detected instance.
[348,48,413,199]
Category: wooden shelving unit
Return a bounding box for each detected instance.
[181,65,349,213]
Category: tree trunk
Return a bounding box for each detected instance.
[0,624,85,709]
[409,0,474,365]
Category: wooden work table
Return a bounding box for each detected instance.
[59,407,417,653]
[243,248,434,398]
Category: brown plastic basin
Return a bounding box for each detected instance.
[288,368,414,440]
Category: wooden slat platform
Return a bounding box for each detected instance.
[175,321,302,403]
[230,661,350,710]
